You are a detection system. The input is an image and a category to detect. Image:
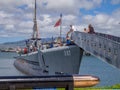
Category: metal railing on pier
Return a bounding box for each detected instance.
[0,75,99,90]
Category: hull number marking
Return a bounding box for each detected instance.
[64,50,71,56]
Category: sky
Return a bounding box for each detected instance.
[0,0,120,43]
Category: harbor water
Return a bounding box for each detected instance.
[0,52,120,86]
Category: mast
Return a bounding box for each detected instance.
[32,0,39,39]
[60,14,62,38]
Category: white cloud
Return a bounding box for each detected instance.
[81,11,120,37]
[62,15,78,25]
[5,24,14,30]
[0,11,13,18]
[40,14,52,26]
[77,0,102,10]
[63,15,76,21]
[0,0,120,42]
[44,0,74,9]
[94,14,109,24]
[0,0,103,15]
[40,0,102,14]
[19,21,33,29]
[111,0,120,5]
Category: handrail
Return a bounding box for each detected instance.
[0,75,99,90]
[95,32,120,43]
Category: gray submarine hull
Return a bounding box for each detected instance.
[14,45,83,76]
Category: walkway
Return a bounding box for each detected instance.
[72,31,120,69]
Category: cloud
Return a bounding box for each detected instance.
[40,14,52,26]
[81,9,120,36]
[63,15,76,21]
[40,0,102,15]
[62,15,78,25]
[77,0,102,10]
[5,24,14,30]
[0,11,14,25]
[0,0,120,43]
[42,0,76,14]
[44,0,74,9]
[0,11,13,18]
[0,0,103,15]
[111,0,120,5]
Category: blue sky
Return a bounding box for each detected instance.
[0,0,120,43]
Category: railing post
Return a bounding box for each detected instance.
[65,85,73,90]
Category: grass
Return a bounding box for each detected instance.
[100,84,120,89]
[57,84,120,90]
[74,84,120,90]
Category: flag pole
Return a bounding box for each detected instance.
[60,14,62,39]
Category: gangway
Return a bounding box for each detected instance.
[72,31,120,69]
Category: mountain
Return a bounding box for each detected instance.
[0,37,66,50]
[0,40,26,51]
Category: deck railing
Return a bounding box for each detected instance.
[0,75,99,90]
